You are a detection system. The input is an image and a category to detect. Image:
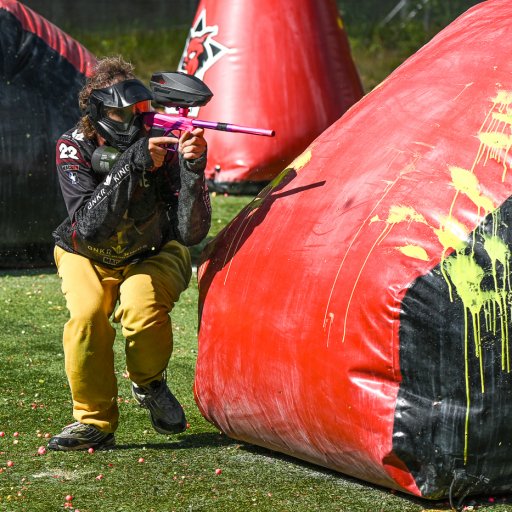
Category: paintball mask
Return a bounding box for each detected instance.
[86,79,153,151]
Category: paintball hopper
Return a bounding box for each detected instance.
[150,72,214,108]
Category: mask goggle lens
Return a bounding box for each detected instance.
[105,105,136,124]
[104,101,151,125]
[134,100,152,114]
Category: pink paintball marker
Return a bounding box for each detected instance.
[145,71,275,142]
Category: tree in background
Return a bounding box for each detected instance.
[339,0,482,31]
[338,0,483,91]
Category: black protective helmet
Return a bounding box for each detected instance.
[86,79,153,151]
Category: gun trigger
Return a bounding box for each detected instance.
[165,129,181,153]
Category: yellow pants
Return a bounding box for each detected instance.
[54,241,192,433]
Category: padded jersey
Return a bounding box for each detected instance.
[53,126,211,267]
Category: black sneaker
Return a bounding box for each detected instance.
[47,422,115,451]
[132,376,187,435]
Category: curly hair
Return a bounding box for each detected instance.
[78,55,136,139]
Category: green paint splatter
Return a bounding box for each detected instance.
[443,252,488,463]
[385,92,512,465]
[441,222,512,463]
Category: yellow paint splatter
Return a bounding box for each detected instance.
[433,216,470,301]
[492,112,512,125]
[492,90,512,105]
[441,228,512,463]
[396,245,429,261]
[288,149,312,173]
[449,166,495,214]
[442,253,490,462]
[385,205,428,225]
[258,149,314,198]
[483,232,511,373]
[478,132,512,152]
[325,174,403,343]
[477,132,512,180]
[365,92,512,465]
[264,169,292,193]
[328,90,512,465]
[434,217,468,254]
[443,255,489,361]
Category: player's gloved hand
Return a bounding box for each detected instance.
[148,136,178,169]
[179,128,207,160]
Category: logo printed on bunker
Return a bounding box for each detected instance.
[178,10,228,80]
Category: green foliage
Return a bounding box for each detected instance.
[341,0,483,92]
[339,0,482,32]
[67,27,190,84]
[189,193,254,265]
[348,18,432,92]
[62,1,485,96]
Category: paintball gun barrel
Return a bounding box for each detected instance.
[145,111,275,138]
[146,71,275,138]
[92,71,275,174]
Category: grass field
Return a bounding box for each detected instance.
[2,194,512,512]
[0,224,429,512]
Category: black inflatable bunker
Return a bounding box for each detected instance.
[0,0,95,267]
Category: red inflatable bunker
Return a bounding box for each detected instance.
[0,0,95,267]
[178,0,363,194]
[196,0,512,500]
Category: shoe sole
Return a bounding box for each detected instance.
[149,415,187,435]
[132,387,187,435]
[47,437,116,452]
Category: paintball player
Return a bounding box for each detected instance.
[48,56,211,451]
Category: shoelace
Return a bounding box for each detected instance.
[137,381,173,409]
